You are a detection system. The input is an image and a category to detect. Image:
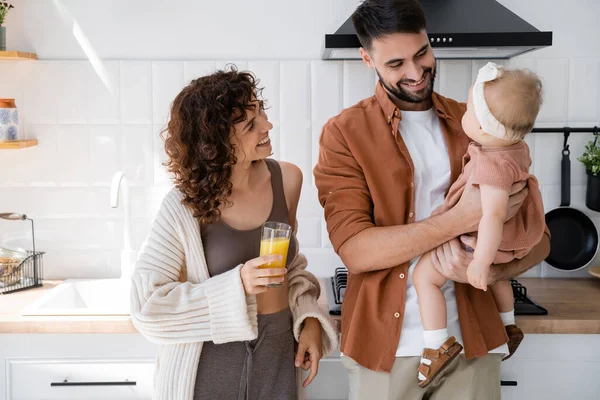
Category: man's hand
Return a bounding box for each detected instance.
[452,181,529,233]
[431,236,517,285]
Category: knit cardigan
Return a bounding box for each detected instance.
[130,189,338,399]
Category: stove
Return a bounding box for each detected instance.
[326,268,547,316]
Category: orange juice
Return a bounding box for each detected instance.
[259,237,290,269]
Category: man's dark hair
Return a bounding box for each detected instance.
[352,0,427,51]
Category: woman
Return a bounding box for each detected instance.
[130,67,338,400]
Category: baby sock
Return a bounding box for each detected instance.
[500,310,515,327]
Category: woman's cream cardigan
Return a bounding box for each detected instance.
[130,189,338,399]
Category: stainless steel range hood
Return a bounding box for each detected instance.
[323,0,552,60]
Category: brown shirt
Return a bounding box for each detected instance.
[313,82,510,372]
[436,141,546,259]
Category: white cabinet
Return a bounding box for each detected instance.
[0,334,157,400]
[7,359,154,400]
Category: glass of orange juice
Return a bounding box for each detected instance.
[259,221,291,287]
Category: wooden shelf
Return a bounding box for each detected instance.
[0,51,37,60]
[0,139,38,149]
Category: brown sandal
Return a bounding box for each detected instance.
[417,336,463,388]
[503,324,524,361]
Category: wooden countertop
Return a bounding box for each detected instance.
[514,278,600,334]
[1,278,600,334]
[0,281,137,334]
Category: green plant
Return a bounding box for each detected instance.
[0,2,14,27]
[577,137,600,176]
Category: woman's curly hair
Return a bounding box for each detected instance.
[162,66,263,223]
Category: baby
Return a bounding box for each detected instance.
[413,62,546,387]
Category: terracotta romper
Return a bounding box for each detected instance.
[434,141,545,258]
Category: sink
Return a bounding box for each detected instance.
[21,279,131,316]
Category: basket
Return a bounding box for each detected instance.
[0,213,44,295]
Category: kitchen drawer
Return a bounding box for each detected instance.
[6,358,154,400]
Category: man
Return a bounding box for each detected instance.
[313,0,550,399]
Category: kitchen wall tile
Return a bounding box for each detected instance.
[321,221,333,248]
[297,218,322,248]
[343,60,375,108]
[56,125,91,186]
[280,61,311,125]
[120,61,153,124]
[248,61,280,124]
[23,62,62,124]
[89,125,120,185]
[152,62,185,126]
[87,61,120,124]
[535,132,592,186]
[14,125,60,186]
[517,264,542,278]
[152,124,170,186]
[568,58,599,123]
[297,185,324,219]
[120,125,154,186]
[183,61,218,83]
[55,62,89,124]
[534,132,565,186]
[311,61,343,128]
[311,125,322,186]
[303,248,344,277]
[43,250,120,279]
[506,57,537,73]
[439,60,471,102]
[536,58,569,123]
[269,124,282,161]
[280,123,311,183]
[541,261,595,278]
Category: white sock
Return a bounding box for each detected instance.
[423,328,449,349]
[500,310,515,326]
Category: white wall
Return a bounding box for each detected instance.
[0,0,599,279]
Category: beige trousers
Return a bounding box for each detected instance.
[341,354,502,400]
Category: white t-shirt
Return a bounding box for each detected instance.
[395,108,508,357]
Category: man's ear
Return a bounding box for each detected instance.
[360,48,374,69]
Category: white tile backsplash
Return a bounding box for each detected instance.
[343,60,375,108]
[87,61,121,125]
[568,58,599,123]
[151,62,185,126]
[439,60,472,103]
[536,58,570,123]
[4,53,599,279]
[280,61,311,124]
[119,61,153,124]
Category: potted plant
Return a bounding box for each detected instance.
[577,131,600,212]
[0,2,14,51]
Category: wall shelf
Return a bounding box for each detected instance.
[0,140,38,149]
[0,51,38,60]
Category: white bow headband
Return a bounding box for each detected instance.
[472,62,509,140]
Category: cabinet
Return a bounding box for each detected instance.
[0,334,156,400]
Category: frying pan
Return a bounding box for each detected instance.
[545,131,599,271]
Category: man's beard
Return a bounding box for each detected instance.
[377,64,436,104]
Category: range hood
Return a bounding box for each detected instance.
[323,0,552,60]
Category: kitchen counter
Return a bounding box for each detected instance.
[323,277,600,335]
[0,281,136,334]
[1,278,600,334]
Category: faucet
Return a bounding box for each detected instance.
[110,171,135,280]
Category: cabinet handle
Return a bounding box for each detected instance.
[51,380,136,387]
[500,380,518,386]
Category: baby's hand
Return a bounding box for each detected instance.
[467,260,490,291]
